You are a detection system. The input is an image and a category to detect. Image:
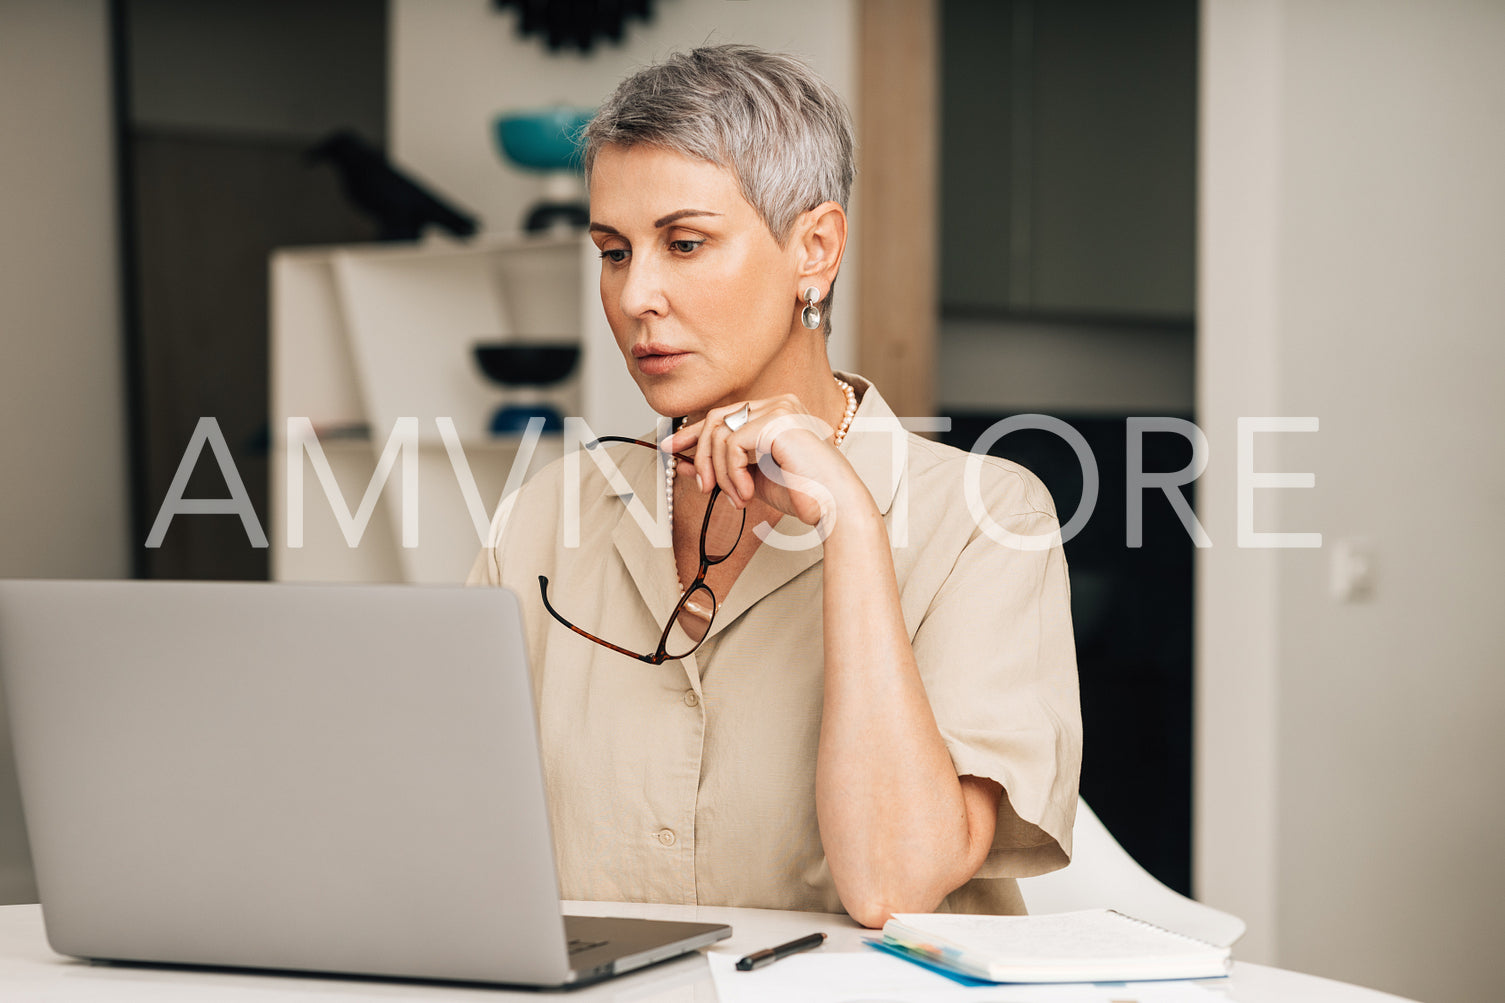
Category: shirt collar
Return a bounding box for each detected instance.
[602,372,909,651]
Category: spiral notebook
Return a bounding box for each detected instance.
[880,909,1232,984]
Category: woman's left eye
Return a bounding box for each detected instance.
[669,239,704,254]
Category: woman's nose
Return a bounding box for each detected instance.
[617,253,668,318]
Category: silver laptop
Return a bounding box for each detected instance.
[0,580,729,988]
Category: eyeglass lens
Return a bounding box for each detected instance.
[670,489,744,650]
[668,582,716,655]
[701,486,744,563]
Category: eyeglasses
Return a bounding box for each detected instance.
[538,436,747,664]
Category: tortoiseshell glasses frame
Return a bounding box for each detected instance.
[538,436,746,664]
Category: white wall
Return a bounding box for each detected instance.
[0,0,131,903]
[1198,3,1505,1000]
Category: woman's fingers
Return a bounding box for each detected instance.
[694,402,746,497]
[727,437,757,503]
[710,429,742,505]
[662,395,836,512]
[665,402,750,501]
[724,401,814,508]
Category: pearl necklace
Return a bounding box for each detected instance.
[664,376,858,540]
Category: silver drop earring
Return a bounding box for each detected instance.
[801,286,822,330]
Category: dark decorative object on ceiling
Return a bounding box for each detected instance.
[493,0,654,54]
[305,130,479,242]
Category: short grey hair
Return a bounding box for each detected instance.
[583,43,855,335]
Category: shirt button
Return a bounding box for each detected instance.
[656,828,676,847]
[683,689,699,707]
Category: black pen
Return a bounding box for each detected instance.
[735,931,827,971]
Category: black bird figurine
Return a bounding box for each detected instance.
[306,130,479,242]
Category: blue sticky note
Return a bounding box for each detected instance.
[862,939,993,987]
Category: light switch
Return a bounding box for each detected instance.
[1330,537,1376,602]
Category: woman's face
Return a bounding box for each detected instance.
[588,143,806,419]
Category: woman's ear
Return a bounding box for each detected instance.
[793,201,848,290]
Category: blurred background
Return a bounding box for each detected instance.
[1,2,1501,1001]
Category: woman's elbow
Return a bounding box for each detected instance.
[843,894,907,930]
[838,779,1002,927]
[845,843,996,927]
[839,870,960,929]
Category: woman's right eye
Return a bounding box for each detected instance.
[599,248,630,264]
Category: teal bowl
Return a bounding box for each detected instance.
[494,107,593,172]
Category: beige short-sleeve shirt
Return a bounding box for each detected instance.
[468,374,1081,916]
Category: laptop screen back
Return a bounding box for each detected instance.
[0,580,573,985]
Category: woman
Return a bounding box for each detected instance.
[470,44,1080,928]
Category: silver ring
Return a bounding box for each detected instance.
[724,404,751,432]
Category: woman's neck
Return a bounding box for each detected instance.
[692,335,850,438]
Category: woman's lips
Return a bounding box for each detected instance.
[633,347,690,376]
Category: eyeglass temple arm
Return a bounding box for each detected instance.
[587,434,733,575]
[537,575,660,664]
[588,435,696,466]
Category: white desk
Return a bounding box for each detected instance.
[0,900,1416,1002]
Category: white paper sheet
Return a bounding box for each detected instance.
[704,950,1229,1003]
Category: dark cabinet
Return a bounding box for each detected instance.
[941,0,1197,320]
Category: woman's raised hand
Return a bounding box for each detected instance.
[663,394,869,532]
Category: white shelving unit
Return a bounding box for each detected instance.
[268,232,653,584]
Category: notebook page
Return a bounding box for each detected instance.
[889,910,1227,965]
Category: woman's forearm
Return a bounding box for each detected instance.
[814,485,1000,929]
